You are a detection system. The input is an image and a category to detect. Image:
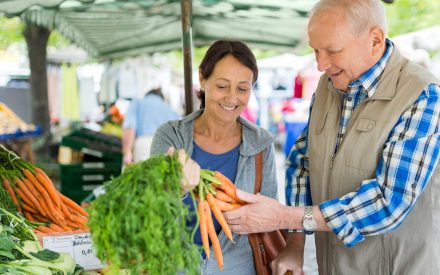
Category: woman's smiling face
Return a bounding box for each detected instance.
[200,54,254,123]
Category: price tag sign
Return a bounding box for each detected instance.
[42,232,106,270]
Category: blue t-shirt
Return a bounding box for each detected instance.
[123,94,179,136]
[183,142,240,256]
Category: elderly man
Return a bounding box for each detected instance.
[224,0,440,274]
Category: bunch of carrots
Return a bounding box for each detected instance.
[195,170,246,271]
[0,145,88,234]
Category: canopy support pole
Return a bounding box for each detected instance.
[181,0,194,115]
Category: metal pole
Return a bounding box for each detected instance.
[181,0,194,115]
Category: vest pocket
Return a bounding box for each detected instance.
[331,234,383,275]
[356,118,376,132]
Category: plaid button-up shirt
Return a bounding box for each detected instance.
[285,39,440,247]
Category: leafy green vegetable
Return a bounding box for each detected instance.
[0,207,76,274]
[88,154,200,275]
[30,249,60,261]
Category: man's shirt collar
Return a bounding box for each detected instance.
[347,39,394,98]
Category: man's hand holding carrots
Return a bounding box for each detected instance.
[223,189,293,234]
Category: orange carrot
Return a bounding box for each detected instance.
[49,223,64,232]
[33,213,50,223]
[2,179,21,212]
[206,193,233,242]
[70,214,87,225]
[23,180,63,227]
[22,178,48,205]
[59,200,74,221]
[36,225,56,234]
[36,195,65,227]
[35,167,54,186]
[212,197,242,212]
[213,171,246,204]
[23,169,60,211]
[22,169,65,225]
[59,192,89,217]
[62,225,73,232]
[24,211,36,222]
[21,203,38,214]
[214,189,238,204]
[34,168,61,209]
[14,182,42,214]
[205,202,223,270]
[66,220,86,230]
[23,178,57,225]
[198,200,210,259]
[19,178,47,216]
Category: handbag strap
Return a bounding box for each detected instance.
[254,151,263,193]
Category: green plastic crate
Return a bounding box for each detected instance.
[59,162,121,203]
[61,135,122,162]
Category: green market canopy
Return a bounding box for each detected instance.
[0,0,317,59]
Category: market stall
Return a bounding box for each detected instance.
[0,102,41,163]
[0,145,103,273]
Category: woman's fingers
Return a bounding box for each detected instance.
[167,146,176,155]
[176,149,200,192]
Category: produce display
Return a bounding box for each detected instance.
[0,145,88,233]
[88,152,248,274]
[0,102,36,136]
[0,151,79,274]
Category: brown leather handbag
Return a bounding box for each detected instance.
[248,151,287,275]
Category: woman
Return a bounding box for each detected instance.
[151,40,277,274]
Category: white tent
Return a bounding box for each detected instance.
[257,53,314,71]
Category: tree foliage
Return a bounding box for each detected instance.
[0,17,23,49]
[385,0,440,37]
[0,16,71,51]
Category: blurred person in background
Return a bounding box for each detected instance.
[122,87,179,165]
[223,0,440,274]
[150,40,278,274]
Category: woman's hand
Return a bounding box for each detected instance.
[271,233,305,275]
[271,246,304,275]
[167,147,200,193]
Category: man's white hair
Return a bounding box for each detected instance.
[310,0,388,36]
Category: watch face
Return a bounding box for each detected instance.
[303,218,317,231]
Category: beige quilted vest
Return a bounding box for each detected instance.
[308,48,440,275]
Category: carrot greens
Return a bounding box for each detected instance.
[87,154,200,275]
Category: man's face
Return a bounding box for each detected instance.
[308,8,378,92]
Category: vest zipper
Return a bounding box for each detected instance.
[330,154,336,169]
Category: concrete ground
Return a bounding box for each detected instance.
[275,147,318,275]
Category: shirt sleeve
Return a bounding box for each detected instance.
[285,95,315,208]
[122,100,138,129]
[320,84,440,247]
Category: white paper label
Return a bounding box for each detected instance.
[42,232,106,270]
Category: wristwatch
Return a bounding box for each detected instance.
[302,206,317,231]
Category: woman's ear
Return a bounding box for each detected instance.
[199,70,205,88]
[370,27,385,57]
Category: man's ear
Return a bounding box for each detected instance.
[371,27,385,56]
